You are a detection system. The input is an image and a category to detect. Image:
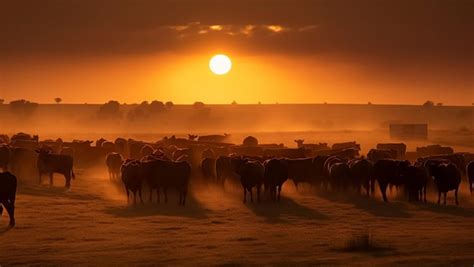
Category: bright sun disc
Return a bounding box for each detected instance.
[209,54,232,75]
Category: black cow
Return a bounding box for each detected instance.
[106,152,123,180]
[404,165,429,202]
[0,172,17,227]
[201,158,216,182]
[216,156,238,186]
[147,159,191,206]
[231,158,265,203]
[367,149,398,162]
[468,161,474,194]
[329,160,350,191]
[428,163,461,205]
[374,159,410,202]
[36,149,75,188]
[312,155,331,188]
[285,158,314,189]
[349,158,375,196]
[264,158,288,201]
[121,159,144,204]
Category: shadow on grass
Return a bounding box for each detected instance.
[333,232,396,257]
[17,184,103,201]
[244,196,329,223]
[103,191,210,219]
[316,190,413,218]
[414,201,474,217]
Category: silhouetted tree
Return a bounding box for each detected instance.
[231,100,237,105]
[97,100,122,120]
[54,97,62,104]
[0,99,4,104]
[436,102,443,106]
[423,100,435,107]
[368,102,372,105]
[150,100,165,113]
[9,99,39,117]
[165,101,174,109]
[193,101,205,109]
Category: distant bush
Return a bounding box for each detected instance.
[165,101,174,109]
[54,97,62,104]
[193,101,205,109]
[9,99,39,117]
[97,100,122,120]
[127,100,166,122]
[150,100,165,113]
[0,99,4,104]
[422,100,435,107]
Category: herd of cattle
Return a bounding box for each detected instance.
[1,132,474,227]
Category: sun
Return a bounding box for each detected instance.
[209,54,232,75]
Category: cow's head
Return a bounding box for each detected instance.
[35,148,52,155]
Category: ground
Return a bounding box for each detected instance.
[1,165,474,266]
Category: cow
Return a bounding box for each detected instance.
[60,147,75,157]
[416,145,454,157]
[9,147,38,181]
[144,159,191,205]
[231,157,265,203]
[403,165,429,202]
[327,158,350,191]
[0,145,10,171]
[264,148,307,159]
[264,158,288,201]
[216,156,238,186]
[332,141,360,151]
[312,155,331,188]
[294,139,329,151]
[106,152,123,180]
[121,159,144,204]
[367,149,398,162]
[201,158,216,182]
[329,148,359,160]
[0,172,17,227]
[140,144,154,158]
[374,159,410,202]
[376,143,406,159]
[417,154,466,176]
[114,138,128,157]
[428,163,461,205]
[36,149,75,188]
[284,158,315,189]
[349,158,375,196]
[468,161,474,194]
[198,134,230,143]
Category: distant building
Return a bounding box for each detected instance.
[389,124,428,140]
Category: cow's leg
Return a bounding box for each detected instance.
[49,173,54,185]
[443,192,447,205]
[64,174,71,188]
[133,190,137,205]
[243,188,247,204]
[138,188,144,204]
[470,181,472,195]
[370,178,376,195]
[164,187,168,203]
[182,189,187,206]
[455,188,459,205]
[423,186,427,203]
[0,204,3,216]
[149,188,153,203]
[249,188,254,203]
[38,172,42,185]
[125,187,130,204]
[437,191,441,204]
[379,182,389,202]
[257,185,261,203]
[278,185,282,202]
[5,202,15,227]
[156,188,160,203]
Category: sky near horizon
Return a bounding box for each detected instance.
[0,0,473,105]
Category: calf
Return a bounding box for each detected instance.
[0,172,17,227]
[36,149,75,188]
[264,158,288,201]
[106,152,123,180]
[429,163,461,205]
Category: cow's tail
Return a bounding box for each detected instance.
[71,169,76,179]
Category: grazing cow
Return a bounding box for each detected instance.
[404,165,429,202]
[428,163,461,205]
[0,172,17,227]
[294,139,329,151]
[106,152,123,180]
[349,158,375,196]
[367,149,398,162]
[216,156,238,186]
[332,142,360,151]
[121,159,144,204]
[468,161,474,194]
[36,149,75,188]
[374,159,410,202]
[231,158,265,203]
[417,145,454,157]
[285,158,314,189]
[376,143,406,159]
[145,159,191,205]
[201,158,216,182]
[0,145,10,171]
[264,158,288,201]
